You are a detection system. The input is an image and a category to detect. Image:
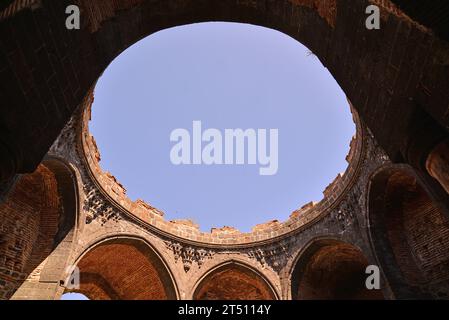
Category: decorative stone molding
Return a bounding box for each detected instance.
[49,114,80,161]
[247,241,293,273]
[41,82,387,254]
[331,202,355,231]
[45,97,369,244]
[165,241,214,272]
[83,180,122,225]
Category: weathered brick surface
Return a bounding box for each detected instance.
[70,239,177,300]
[0,0,448,182]
[1,113,447,299]
[0,1,449,300]
[0,165,59,299]
[369,166,449,299]
[193,264,277,300]
[293,240,384,299]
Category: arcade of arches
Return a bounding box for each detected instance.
[1,1,449,300]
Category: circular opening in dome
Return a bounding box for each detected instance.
[61,293,89,300]
[88,22,356,233]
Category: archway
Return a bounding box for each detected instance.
[2,0,448,189]
[0,158,77,300]
[368,166,449,299]
[66,237,178,300]
[193,262,277,300]
[291,239,384,300]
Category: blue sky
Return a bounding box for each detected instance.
[89,22,355,233]
[61,293,88,300]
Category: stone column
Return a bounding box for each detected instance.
[426,140,449,194]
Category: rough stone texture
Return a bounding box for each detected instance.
[0,1,449,300]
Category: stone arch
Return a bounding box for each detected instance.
[0,157,78,300]
[368,165,449,299]
[2,0,448,186]
[290,238,384,300]
[66,236,179,300]
[192,260,278,300]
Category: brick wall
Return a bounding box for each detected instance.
[1,0,448,186]
[379,169,449,298]
[1,0,448,300]
[193,264,276,300]
[294,241,384,299]
[68,238,177,300]
[0,165,60,299]
[404,192,449,291]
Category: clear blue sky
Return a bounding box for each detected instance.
[89,22,355,233]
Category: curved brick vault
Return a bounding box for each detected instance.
[368,165,449,299]
[193,262,278,300]
[0,0,449,300]
[291,239,384,299]
[67,237,178,300]
[1,0,449,184]
[0,159,77,300]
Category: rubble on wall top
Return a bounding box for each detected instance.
[252,220,281,233]
[211,226,241,235]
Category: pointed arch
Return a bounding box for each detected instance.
[1,157,78,299]
[67,236,179,300]
[368,165,449,299]
[192,260,278,300]
[290,238,384,300]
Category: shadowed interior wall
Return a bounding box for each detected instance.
[291,240,384,300]
[0,159,76,300]
[0,0,448,184]
[369,168,449,299]
[0,0,449,301]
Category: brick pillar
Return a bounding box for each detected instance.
[10,231,75,300]
[426,140,449,194]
